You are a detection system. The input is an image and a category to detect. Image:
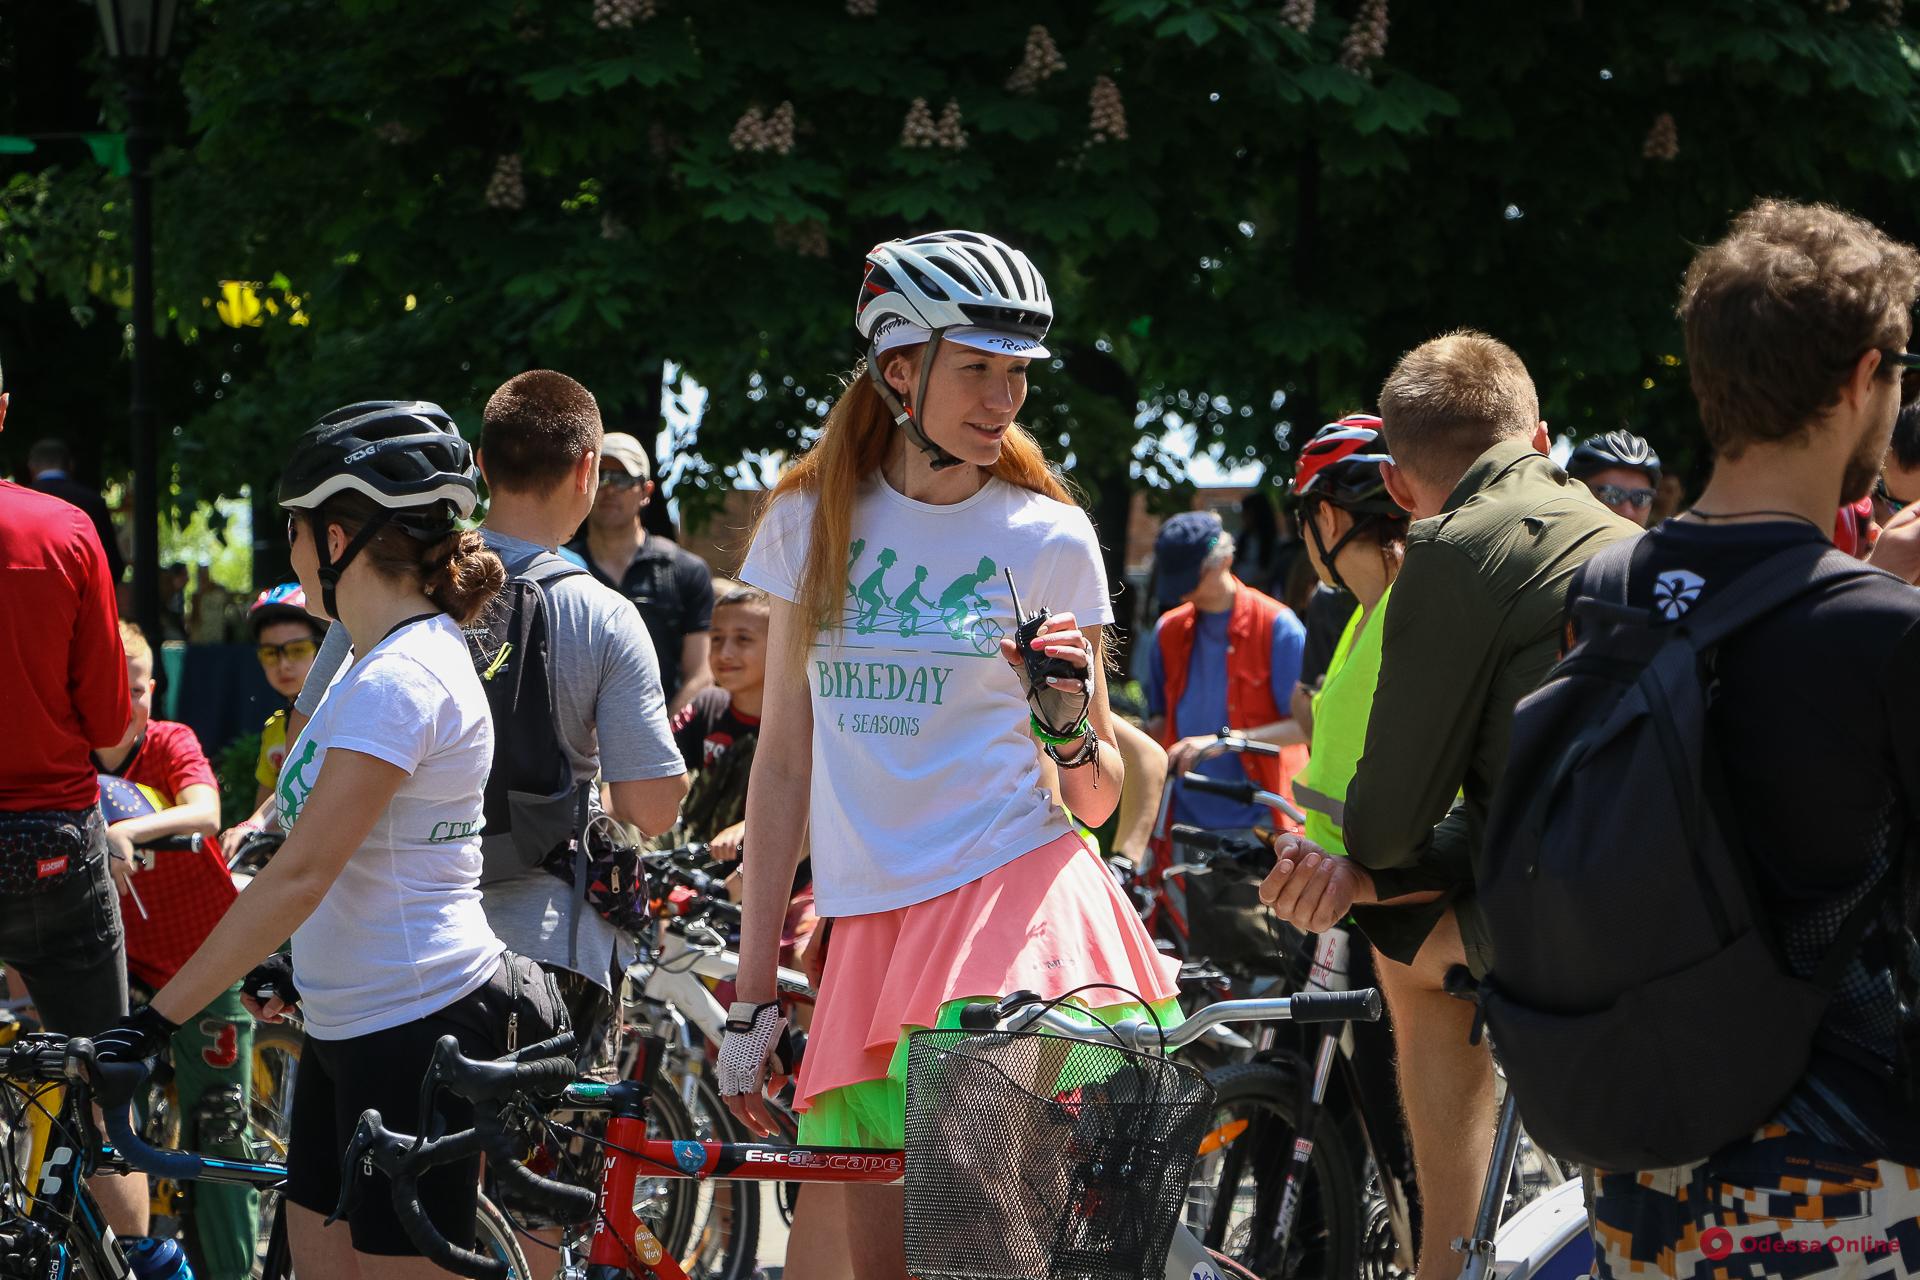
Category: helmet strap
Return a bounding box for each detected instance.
[867,329,966,472]
[1304,500,1377,597]
[311,508,395,620]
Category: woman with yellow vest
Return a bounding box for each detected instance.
[1289,417,1407,855]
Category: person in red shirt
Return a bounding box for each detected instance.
[95,622,221,855]
[0,373,145,1240]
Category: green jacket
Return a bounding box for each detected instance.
[1343,438,1639,972]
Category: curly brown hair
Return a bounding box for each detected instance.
[1680,199,1920,457]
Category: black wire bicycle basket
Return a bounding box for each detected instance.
[903,1028,1216,1280]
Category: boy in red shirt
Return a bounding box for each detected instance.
[97,622,256,1280]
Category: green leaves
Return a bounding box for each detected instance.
[7,0,1920,517]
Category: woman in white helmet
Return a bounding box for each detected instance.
[719,231,1180,1278]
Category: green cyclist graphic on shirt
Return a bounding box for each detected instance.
[274,736,481,840]
[276,739,319,829]
[842,549,1003,653]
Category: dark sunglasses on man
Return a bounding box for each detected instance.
[1876,477,1909,515]
[1594,483,1655,510]
[598,471,644,491]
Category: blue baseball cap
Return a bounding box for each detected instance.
[1154,510,1225,603]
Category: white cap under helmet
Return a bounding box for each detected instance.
[857,230,1053,359]
[855,230,1053,470]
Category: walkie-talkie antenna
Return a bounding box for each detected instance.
[1004,567,1025,621]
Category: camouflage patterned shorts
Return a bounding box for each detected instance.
[1594,1125,1920,1279]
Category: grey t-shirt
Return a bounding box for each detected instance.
[294,530,686,989]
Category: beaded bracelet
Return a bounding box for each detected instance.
[1030,712,1092,747]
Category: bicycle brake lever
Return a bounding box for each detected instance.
[329,1110,381,1226]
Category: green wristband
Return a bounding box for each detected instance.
[1030,713,1090,747]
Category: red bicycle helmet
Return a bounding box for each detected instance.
[1292,416,1398,515]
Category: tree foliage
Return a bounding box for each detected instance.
[6,0,1920,527]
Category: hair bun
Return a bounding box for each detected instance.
[423,529,505,624]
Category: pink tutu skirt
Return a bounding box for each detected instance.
[795,831,1181,1109]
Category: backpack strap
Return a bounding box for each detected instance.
[1567,535,1645,633]
[502,548,590,586]
[1677,541,1884,652]
[501,545,595,963]
[1677,542,1898,998]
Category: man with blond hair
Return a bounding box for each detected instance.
[1259,329,1635,1276]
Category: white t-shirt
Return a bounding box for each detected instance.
[279,614,505,1039]
[739,475,1112,915]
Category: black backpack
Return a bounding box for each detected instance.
[464,550,590,886]
[1474,536,1893,1171]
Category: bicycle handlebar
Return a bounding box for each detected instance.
[1167,824,1274,873]
[1179,771,1309,826]
[1195,731,1281,759]
[138,833,206,854]
[339,1109,506,1280]
[6,1038,216,1183]
[323,1032,597,1278]
[422,1032,579,1105]
[961,986,1383,1050]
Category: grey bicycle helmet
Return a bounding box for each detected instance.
[1567,429,1661,483]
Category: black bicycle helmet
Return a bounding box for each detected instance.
[278,401,479,617]
[1567,429,1661,483]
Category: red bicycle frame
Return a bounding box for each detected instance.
[576,1037,902,1279]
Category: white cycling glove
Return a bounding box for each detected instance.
[717,1000,792,1098]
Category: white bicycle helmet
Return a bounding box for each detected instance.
[855,230,1054,469]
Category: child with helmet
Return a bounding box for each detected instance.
[243,584,325,812]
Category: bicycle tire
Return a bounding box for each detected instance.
[1186,1060,1362,1280]
[250,1022,302,1150]
[477,1192,532,1278]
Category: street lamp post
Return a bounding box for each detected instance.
[92,0,175,644]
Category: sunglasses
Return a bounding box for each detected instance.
[286,512,302,546]
[257,638,318,667]
[1883,349,1920,406]
[598,472,644,491]
[1594,484,1655,510]
[1876,477,1909,515]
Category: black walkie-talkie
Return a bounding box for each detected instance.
[1005,568,1079,689]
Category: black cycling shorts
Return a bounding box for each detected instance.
[283,955,565,1256]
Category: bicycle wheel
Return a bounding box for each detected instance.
[476,1192,532,1278]
[250,1022,302,1151]
[1185,1061,1361,1280]
[247,1020,301,1277]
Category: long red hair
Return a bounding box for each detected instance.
[757,354,1077,670]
